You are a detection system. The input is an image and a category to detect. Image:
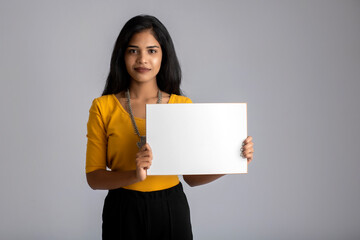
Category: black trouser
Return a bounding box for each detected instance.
[102,182,193,240]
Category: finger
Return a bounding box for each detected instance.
[142,147,153,159]
[138,162,151,169]
[140,147,153,159]
[136,157,152,164]
[243,147,254,155]
[245,152,253,158]
[137,152,151,159]
[242,142,254,150]
[146,143,152,151]
[245,152,254,160]
[241,147,253,157]
[137,155,153,164]
[142,143,152,152]
[136,156,152,163]
[136,149,147,157]
[243,136,253,145]
[137,151,153,160]
[140,143,148,152]
[241,145,253,155]
[138,160,151,166]
[140,144,147,152]
[143,164,152,170]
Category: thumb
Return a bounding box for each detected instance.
[141,143,148,151]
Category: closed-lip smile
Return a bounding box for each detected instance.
[134,67,151,72]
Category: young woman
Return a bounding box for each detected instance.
[86,14,254,240]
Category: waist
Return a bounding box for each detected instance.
[121,175,180,192]
[110,182,185,199]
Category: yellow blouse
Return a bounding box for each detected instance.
[86,93,192,192]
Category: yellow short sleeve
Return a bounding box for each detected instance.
[85,99,107,173]
[185,97,192,103]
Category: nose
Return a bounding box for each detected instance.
[136,51,147,64]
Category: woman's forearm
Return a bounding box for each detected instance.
[86,169,138,190]
[183,174,225,187]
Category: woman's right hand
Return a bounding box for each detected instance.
[135,143,153,181]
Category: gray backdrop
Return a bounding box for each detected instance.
[1,0,359,239]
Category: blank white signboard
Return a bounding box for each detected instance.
[146,103,248,175]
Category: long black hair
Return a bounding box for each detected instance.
[102,15,183,96]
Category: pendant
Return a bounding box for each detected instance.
[137,136,146,149]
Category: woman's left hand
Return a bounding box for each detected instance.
[241,136,254,164]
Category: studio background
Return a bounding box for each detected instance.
[1,0,359,239]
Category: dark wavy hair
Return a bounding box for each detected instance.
[102,15,183,96]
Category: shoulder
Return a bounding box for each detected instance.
[89,94,116,115]
[170,94,193,103]
[93,94,114,104]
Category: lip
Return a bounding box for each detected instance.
[134,67,151,73]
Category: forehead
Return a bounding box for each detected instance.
[128,30,160,46]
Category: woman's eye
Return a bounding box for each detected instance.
[149,49,157,54]
[128,49,137,54]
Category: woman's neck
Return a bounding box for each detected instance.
[128,80,159,101]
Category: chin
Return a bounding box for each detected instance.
[130,75,156,83]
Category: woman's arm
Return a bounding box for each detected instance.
[183,174,225,187]
[86,169,138,190]
[86,143,153,190]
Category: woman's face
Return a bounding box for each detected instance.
[124,30,162,84]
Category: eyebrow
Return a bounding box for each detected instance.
[127,45,160,48]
